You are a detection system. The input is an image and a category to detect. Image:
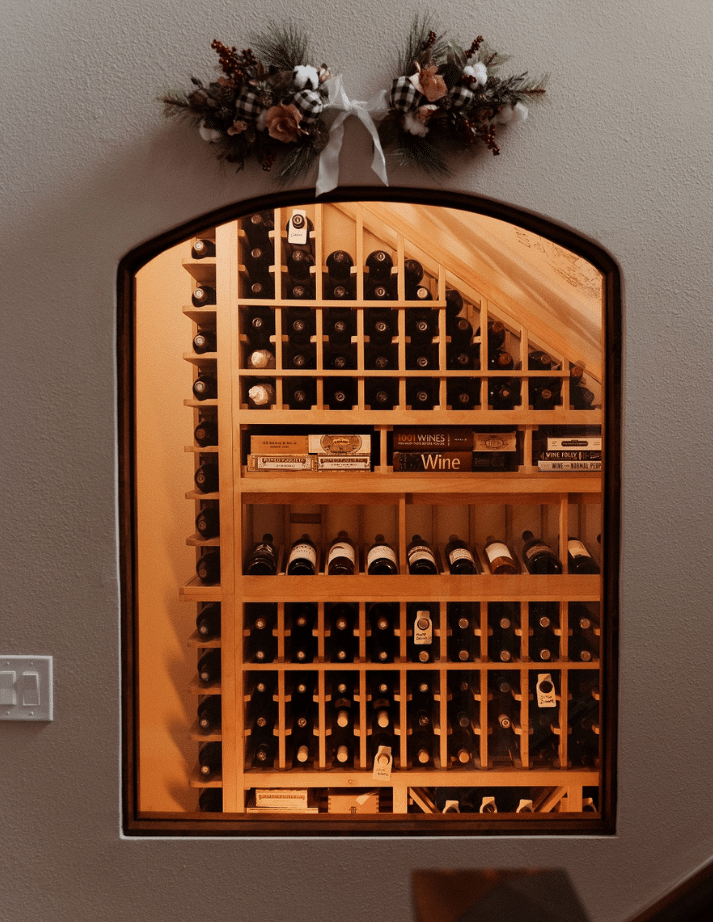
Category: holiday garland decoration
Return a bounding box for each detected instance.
[161,26,332,183]
[160,19,547,186]
[378,17,547,176]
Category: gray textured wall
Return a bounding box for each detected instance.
[2,1,712,920]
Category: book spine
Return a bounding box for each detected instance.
[537,460,602,471]
[539,450,602,461]
[546,437,602,451]
[248,455,315,471]
[393,451,473,472]
[316,455,371,471]
[393,428,473,452]
[250,436,309,454]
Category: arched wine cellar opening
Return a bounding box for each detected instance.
[119,188,621,836]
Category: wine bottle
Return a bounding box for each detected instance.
[192,374,217,401]
[325,281,354,301]
[326,249,354,282]
[245,347,276,370]
[283,307,316,343]
[243,211,274,250]
[406,377,438,410]
[569,624,599,662]
[286,282,315,300]
[365,378,399,410]
[447,602,476,662]
[191,285,216,307]
[243,533,278,575]
[324,344,357,371]
[197,648,221,686]
[288,602,317,663]
[488,604,520,662]
[246,381,276,408]
[323,377,356,410]
[406,342,439,371]
[323,307,356,342]
[445,287,464,319]
[194,462,219,494]
[403,257,424,291]
[248,605,277,663]
[406,308,438,342]
[327,531,356,575]
[251,736,277,768]
[243,305,275,344]
[488,348,514,371]
[366,535,398,574]
[192,329,217,354]
[191,238,215,259]
[445,535,477,574]
[567,537,600,573]
[246,278,275,299]
[286,534,317,575]
[195,602,221,640]
[284,341,317,370]
[364,308,397,343]
[195,504,220,539]
[529,381,562,410]
[450,728,475,765]
[197,696,221,734]
[475,319,506,351]
[409,602,436,662]
[364,343,398,371]
[364,280,395,301]
[285,248,315,283]
[368,602,398,662]
[528,350,556,371]
[365,249,393,281]
[447,315,474,344]
[283,376,316,410]
[194,418,218,447]
[484,536,518,575]
[447,378,480,409]
[327,602,357,662]
[407,534,438,574]
[198,741,222,780]
[198,788,223,812]
[195,549,220,584]
[446,342,477,371]
[411,286,433,302]
[521,530,562,574]
[410,727,434,766]
[529,602,560,662]
[244,246,273,282]
[487,379,519,410]
[571,384,596,410]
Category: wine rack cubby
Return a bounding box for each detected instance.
[126,194,619,835]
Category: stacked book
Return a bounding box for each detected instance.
[247,789,319,813]
[537,435,601,471]
[392,427,518,472]
[248,433,371,471]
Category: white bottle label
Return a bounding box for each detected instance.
[372,745,392,781]
[367,545,397,567]
[486,542,511,563]
[567,539,590,558]
[524,541,549,561]
[536,673,557,708]
[327,542,355,565]
[408,546,436,565]
[448,547,474,565]
[287,210,309,246]
[414,611,433,645]
[288,543,317,566]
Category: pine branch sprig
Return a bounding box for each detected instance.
[252,23,309,70]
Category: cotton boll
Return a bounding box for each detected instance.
[403,112,429,136]
[293,65,320,90]
[198,119,222,142]
[497,102,529,125]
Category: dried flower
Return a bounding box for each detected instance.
[264,103,304,143]
[227,119,249,136]
[411,63,447,102]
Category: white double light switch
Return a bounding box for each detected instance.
[0,656,53,721]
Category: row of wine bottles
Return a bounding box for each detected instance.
[194,598,599,667]
[194,671,599,775]
[242,531,600,576]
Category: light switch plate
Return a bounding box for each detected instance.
[0,656,53,721]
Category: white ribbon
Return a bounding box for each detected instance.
[316,74,390,197]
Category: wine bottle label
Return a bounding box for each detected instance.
[568,539,591,558]
[327,543,355,565]
[367,545,397,567]
[287,210,309,246]
[536,674,557,708]
[448,547,475,566]
[413,611,433,645]
[372,746,392,781]
[408,546,436,566]
[524,541,550,561]
[486,542,512,564]
[287,543,317,567]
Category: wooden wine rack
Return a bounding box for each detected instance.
[179,201,606,827]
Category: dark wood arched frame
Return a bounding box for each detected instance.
[119,186,621,836]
